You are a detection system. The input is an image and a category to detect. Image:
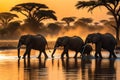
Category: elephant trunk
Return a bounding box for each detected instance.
[51,48,57,58]
[81,44,88,57]
[17,42,21,59]
[51,44,58,58]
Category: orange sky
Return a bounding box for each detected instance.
[0,0,110,23]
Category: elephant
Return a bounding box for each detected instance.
[17,34,48,59]
[51,36,85,58]
[81,44,93,56]
[85,33,117,58]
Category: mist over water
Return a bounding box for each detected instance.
[45,25,115,42]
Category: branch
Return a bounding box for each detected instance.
[110,24,117,30]
[19,11,28,18]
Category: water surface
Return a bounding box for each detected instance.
[0,49,120,80]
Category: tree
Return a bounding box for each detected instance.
[47,23,61,35]
[76,0,120,40]
[0,12,18,28]
[10,2,57,27]
[61,17,76,26]
[74,17,93,27]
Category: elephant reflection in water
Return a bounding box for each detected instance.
[80,59,116,80]
[17,34,48,59]
[22,58,47,80]
[61,58,81,80]
[93,59,116,80]
[61,58,81,70]
[51,36,92,58]
[23,58,47,69]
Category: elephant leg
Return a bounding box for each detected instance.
[98,52,102,58]
[43,50,48,58]
[61,51,66,58]
[95,52,102,58]
[37,51,42,58]
[66,52,69,58]
[61,52,65,58]
[109,50,117,58]
[95,44,102,58]
[74,52,78,58]
[23,48,31,58]
[61,49,68,58]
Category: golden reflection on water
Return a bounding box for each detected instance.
[0,49,119,80]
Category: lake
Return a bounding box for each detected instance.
[0,49,120,80]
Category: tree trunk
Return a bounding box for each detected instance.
[67,22,70,27]
[116,27,119,41]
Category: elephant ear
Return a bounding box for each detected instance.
[61,36,69,46]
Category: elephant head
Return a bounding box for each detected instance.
[17,35,32,58]
[51,36,69,57]
[85,33,102,44]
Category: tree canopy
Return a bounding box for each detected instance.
[76,0,120,40]
[61,17,76,26]
[10,2,57,26]
[0,12,18,28]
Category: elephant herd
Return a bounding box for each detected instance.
[17,33,117,59]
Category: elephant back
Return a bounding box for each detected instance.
[30,35,47,50]
[68,36,84,51]
[102,33,117,45]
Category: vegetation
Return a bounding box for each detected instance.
[10,2,57,32]
[61,17,76,27]
[75,0,120,40]
[0,12,18,28]
[0,1,118,40]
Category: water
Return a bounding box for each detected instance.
[0,49,120,80]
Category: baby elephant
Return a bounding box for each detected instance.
[80,44,93,57]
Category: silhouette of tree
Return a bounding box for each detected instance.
[79,17,93,25]
[47,23,61,35]
[74,17,103,31]
[0,12,18,28]
[74,17,93,27]
[76,0,120,40]
[10,2,57,27]
[61,17,76,26]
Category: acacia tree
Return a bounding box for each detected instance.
[61,17,76,26]
[76,0,120,40]
[10,3,57,27]
[0,12,18,28]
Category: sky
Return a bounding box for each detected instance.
[0,0,110,23]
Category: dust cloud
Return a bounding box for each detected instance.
[45,25,115,42]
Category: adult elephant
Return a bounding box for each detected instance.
[51,36,85,58]
[17,34,48,59]
[85,33,117,58]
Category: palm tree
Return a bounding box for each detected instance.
[0,12,18,28]
[10,2,57,27]
[61,17,76,26]
[75,0,120,40]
